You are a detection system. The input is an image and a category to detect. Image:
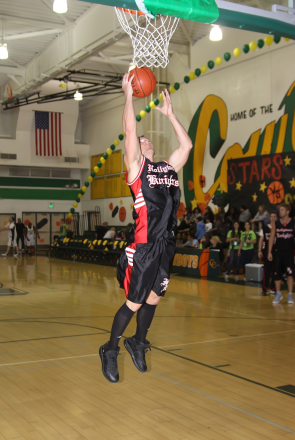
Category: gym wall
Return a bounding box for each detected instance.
[0,100,90,219]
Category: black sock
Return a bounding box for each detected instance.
[108,303,135,350]
[135,303,157,342]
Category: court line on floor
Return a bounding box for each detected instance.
[0,332,106,344]
[166,296,295,327]
[0,353,99,367]
[159,328,295,348]
[152,346,295,399]
[1,350,294,435]
[148,369,295,435]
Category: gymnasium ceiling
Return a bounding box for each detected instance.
[0,0,290,108]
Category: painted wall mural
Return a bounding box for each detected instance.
[183,81,295,212]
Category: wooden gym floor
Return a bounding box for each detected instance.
[0,256,295,440]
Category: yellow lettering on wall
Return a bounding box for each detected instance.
[261,121,276,155]
[187,255,194,268]
[182,254,188,267]
[176,254,182,266]
[193,95,227,204]
[276,114,289,153]
[192,256,199,269]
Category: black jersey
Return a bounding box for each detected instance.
[275,218,295,252]
[126,156,180,243]
[260,223,275,254]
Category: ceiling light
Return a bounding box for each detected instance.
[0,42,8,59]
[74,90,83,101]
[209,25,223,41]
[53,0,68,13]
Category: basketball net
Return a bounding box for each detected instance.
[115,8,179,69]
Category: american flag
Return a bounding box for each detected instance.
[35,111,62,156]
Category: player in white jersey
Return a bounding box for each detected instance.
[0,217,20,257]
[25,222,40,253]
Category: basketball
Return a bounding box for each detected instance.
[267,181,284,204]
[119,207,126,222]
[30,248,35,255]
[129,67,156,98]
[199,249,210,277]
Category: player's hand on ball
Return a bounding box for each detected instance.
[156,89,173,117]
[122,73,134,97]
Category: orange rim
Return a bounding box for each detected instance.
[117,7,144,16]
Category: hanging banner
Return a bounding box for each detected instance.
[227,152,295,211]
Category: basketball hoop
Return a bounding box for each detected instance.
[115,8,179,69]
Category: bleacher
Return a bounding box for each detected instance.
[49,236,128,267]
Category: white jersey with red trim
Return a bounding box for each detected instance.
[126,156,180,243]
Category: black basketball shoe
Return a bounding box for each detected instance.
[99,342,120,383]
[124,336,151,373]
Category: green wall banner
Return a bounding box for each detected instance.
[0,188,80,200]
[172,247,221,278]
[0,177,80,188]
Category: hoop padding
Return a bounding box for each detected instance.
[115,8,180,68]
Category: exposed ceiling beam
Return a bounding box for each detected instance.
[7,75,22,87]
[179,20,193,45]
[40,0,72,25]
[90,55,130,66]
[6,29,62,41]
[0,66,25,77]
[0,14,68,29]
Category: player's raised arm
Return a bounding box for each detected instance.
[156,89,193,172]
[122,73,141,173]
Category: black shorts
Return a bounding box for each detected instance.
[117,234,175,304]
[274,250,295,280]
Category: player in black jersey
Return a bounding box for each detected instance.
[258,211,277,295]
[268,204,295,304]
[99,73,193,383]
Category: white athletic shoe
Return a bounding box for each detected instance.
[235,275,239,281]
[2,253,8,257]
[224,274,229,281]
[288,293,294,305]
[14,253,20,258]
[273,292,283,304]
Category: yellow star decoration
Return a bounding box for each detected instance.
[236,181,242,190]
[260,182,267,192]
[252,193,258,202]
[213,207,219,214]
[290,178,295,188]
[130,204,134,210]
[284,156,291,166]
[190,198,198,210]
[120,199,123,205]
[218,182,227,194]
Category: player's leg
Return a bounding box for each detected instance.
[225,249,235,279]
[235,250,241,280]
[286,252,295,304]
[99,300,139,383]
[273,254,283,304]
[262,256,271,294]
[125,240,173,373]
[287,277,294,304]
[3,244,10,256]
[124,290,159,373]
